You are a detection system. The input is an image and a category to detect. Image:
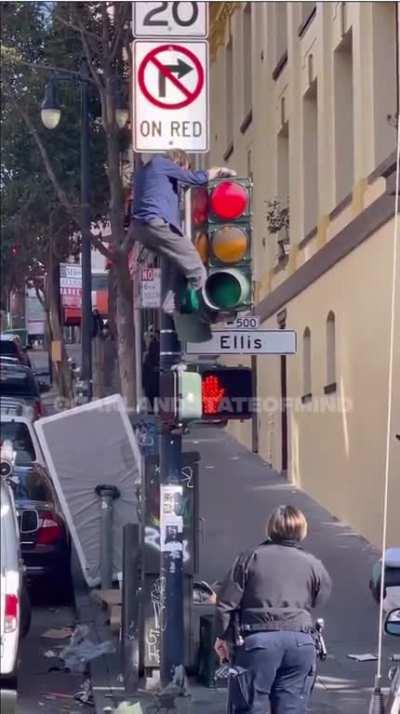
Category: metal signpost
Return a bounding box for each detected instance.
[185,329,297,356]
[132,0,209,692]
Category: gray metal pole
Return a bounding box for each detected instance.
[95,484,120,589]
[122,523,140,693]
[158,259,185,689]
[80,61,93,401]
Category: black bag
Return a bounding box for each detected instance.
[227,666,254,712]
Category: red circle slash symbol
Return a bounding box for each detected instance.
[138,44,204,110]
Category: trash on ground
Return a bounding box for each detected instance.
[44,650,59,658]
[60,624,115,673]
[43,693,75,700]
[113,703,144,714]
[347,653,378,661]
[42,627,74,640]
[74,678,94,706]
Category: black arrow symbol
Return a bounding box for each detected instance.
[158,59,193,98]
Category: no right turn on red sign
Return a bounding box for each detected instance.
[133,40,209,153]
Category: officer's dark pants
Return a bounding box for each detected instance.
[234,631,316,714]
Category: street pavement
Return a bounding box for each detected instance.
[185,425,398,713]
[21,357,398,712]
[17,589,87,714]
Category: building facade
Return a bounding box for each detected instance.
[206,2,400,547]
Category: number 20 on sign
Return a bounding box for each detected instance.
[133,2,208,38]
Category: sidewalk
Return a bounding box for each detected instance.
[77,424,398,713]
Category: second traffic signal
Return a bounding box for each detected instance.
[191,178,253,316]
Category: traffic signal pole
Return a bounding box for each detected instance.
[159,258,185,689]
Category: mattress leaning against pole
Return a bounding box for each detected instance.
[34,394,141,587]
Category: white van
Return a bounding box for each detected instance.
[0,446,30,695]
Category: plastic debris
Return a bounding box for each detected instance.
[42,627,74,639]
[114,703,144,714]
[44,650,59,658]
[347,653,378,661]
[59,624,115,673]
[74,678,94,706]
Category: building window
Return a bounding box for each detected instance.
[243,3,252,117]
[325,311,337,393]
[303,79,318,237]
[302,327,312,402]
[277,121,290,258]
[372,3,397,166]
[271,2,288,79]
[275,2,287,64]
[334,31,354,204]
[299,2,316,35]
[225,38,233,152]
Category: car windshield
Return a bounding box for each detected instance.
[14,467,54,503]
[0,368,38,397]
[0,341,19,357]
[0,422,36,465]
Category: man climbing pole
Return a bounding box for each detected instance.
[129,149,236,314]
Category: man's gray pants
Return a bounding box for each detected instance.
[132,218,207,313]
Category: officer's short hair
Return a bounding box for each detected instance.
[166,149,190,168]
[267,505,308,542]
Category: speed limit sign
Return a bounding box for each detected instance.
[133,2,208,38]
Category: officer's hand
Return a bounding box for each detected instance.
[214,637,230,663]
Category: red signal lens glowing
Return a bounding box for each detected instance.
[210,181,249,220]
[202,375,226,415]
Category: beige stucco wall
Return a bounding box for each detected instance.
[255,217,400,549]
[207,3,399,548]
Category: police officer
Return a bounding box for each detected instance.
[214,505,332,713]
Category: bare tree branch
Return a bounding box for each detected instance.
[50,8,100,42]
[110,4,130,63]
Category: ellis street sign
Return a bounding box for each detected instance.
[185,330,297,356]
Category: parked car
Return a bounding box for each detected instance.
[0,408,45,466]
[0,444,31,692]
[0,336,31,368]
[12,462,71,598]
[0,356,20,366]
[0,364,47,419]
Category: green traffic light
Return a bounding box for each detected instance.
[205,268,250,310]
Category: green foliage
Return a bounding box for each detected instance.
[1,1,110,295]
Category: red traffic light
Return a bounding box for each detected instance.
[210,181,249,220]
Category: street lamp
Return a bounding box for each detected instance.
[41,80,61,129]
[115,87,129,130]
[40,65,129,401]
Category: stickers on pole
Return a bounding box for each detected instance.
[133,40,209,152]
[160,485,184,553]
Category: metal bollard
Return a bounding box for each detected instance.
[122,523,140,694]
[94,484,120,589]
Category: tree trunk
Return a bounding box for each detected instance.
[114,254,135,408]
[47,240,73,400]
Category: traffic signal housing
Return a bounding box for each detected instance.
[191,178,253,316]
